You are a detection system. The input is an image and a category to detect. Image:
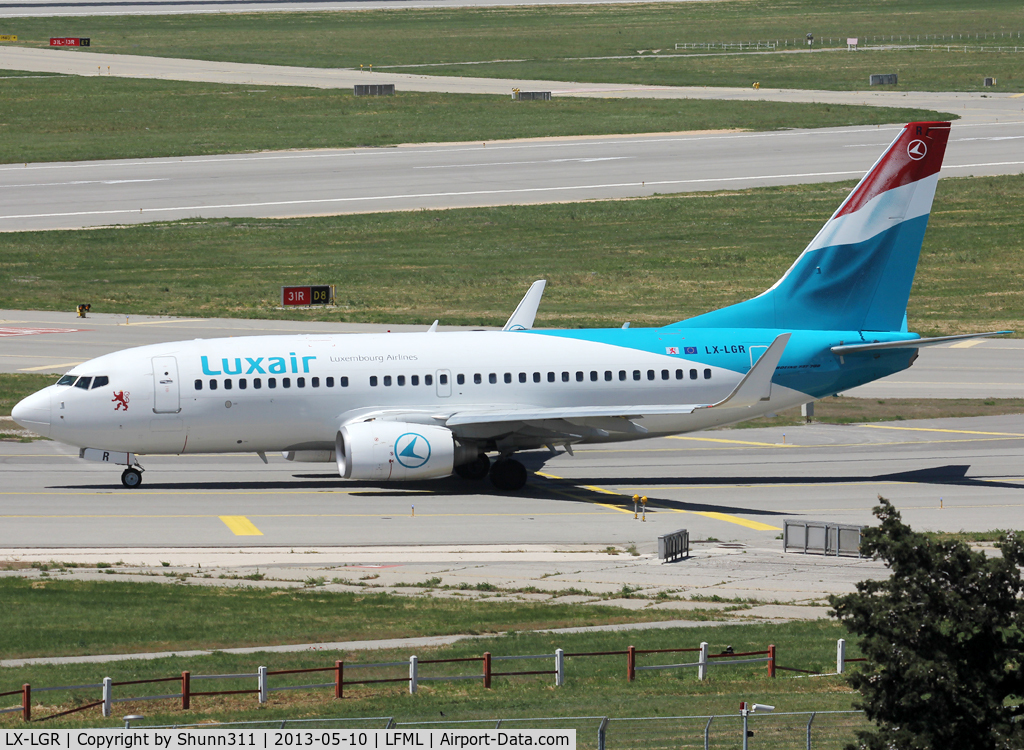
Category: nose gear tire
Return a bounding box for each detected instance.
[121,468,143,488]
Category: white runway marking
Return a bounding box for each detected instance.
[0,167,870,221]
[0,178,169,189]
[415,156,630,169]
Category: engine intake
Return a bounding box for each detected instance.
[336,421,475,481]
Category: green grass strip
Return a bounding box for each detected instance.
[1,0,1021,91]
[0,75,952,164]
[0,578,716,660]
[0,577,860,729]
[2,176,1021,334]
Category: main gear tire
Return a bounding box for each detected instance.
[489,459,528,492]
[455,453,491,481]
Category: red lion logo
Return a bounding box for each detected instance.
[112,390,130,411]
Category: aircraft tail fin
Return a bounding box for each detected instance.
[676,122,951,332]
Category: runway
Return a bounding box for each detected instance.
[3,120,1024,232]
[1,47,1023,231]
[2,415,1022,550]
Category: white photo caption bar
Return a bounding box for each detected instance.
[1,730,576,749]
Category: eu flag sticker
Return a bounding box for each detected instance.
[684,346,698,355]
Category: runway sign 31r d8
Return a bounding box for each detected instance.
[281,285,335,306]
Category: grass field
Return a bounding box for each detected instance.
[0,374,55,418]
[0,626,864,739]
[2,175,1021,334]
[0,578,861,734]
[2,0,1021,90]
[408,48,1024,92]
[0,578,713,660]
[0,75,951,164]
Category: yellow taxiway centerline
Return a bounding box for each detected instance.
[678,510,780,531]
[537,471,779,529]
[668,436,791,447]
[219,516,264,536]
[864,425,1024,437]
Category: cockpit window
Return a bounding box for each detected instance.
[92,376,109,389]
[57,375,77,386]
[74,376,93,390]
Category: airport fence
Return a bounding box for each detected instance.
[1,639,865,723]
[130,711,872,749]
[673,31,1024,52]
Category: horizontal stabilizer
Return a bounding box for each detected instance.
[503,280,547,332]
[831,330,1012,356]
[703,333,790,410]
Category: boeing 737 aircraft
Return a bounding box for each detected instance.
[12,121,1010,491]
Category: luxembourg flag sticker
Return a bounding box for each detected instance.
[665,346,679,355]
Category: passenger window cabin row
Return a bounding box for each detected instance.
[394,368,713,386]
[196,368,714,392]
[194,376,349,391]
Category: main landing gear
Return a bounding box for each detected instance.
[454,453,529,492]
[121,467,143,488]
[455,453,491,481]
[489,458,528,492]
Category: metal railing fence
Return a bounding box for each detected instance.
[3,640,866,722]
[132,710,870,749]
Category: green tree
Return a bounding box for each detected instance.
[830,497,1024,749]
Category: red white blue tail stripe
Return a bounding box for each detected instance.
[677,122,952,333]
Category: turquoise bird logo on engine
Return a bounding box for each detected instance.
[395,432,431,469]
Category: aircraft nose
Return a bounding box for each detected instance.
[11,390,51,438]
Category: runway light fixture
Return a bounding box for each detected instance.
[123,714,145,729]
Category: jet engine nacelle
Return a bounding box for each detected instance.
[336,421,475,481]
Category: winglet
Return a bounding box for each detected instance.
[503,280,546,332]
[706,333,790,410]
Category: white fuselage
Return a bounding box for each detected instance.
[20,330,808,456]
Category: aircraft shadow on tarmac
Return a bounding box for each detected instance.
[53,464,1024,523]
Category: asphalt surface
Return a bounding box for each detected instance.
[3,310,1019,606]
[1,48,1023,231]
[3,309,1021,398]
[3,121,1023,232]
[3,413,1022,547]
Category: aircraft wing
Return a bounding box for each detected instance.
[831,330,1012,356]
[441,333,791,438]
[338,334,789,441]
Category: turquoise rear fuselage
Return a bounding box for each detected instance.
[534,327,920,399]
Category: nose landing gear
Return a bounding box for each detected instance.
[121,467,144,488]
